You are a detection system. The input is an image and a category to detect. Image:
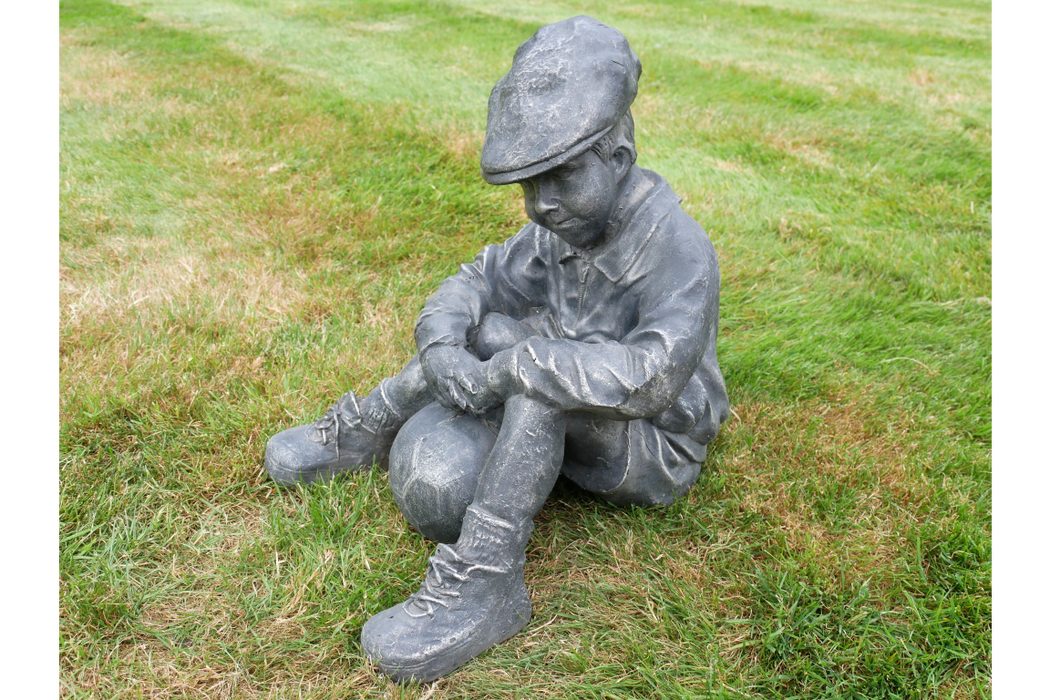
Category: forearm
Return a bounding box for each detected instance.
[486,336,697,420]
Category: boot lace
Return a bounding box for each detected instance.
[405,545,504,618]
[312,391,376,459]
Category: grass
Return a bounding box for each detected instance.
[59,0,990,697]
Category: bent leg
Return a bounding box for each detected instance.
[362,392,565,682]
[384,313,548,542]
[562,415,705,506]
[471,393,566,524]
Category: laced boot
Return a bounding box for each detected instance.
[264,380,407,486]
[361,505,534,683]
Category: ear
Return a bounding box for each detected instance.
[611,146,632,182]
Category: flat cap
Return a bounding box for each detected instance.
[480,16,642,185]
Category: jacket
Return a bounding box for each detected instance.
[415,167,730,454]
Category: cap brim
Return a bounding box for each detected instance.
[480,124,614,185]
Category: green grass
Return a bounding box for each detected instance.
[59,0,990,697]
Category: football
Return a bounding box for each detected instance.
[388,402,497,543]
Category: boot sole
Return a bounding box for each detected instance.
[368,586,532,684]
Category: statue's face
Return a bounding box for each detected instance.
[519,149,628,249]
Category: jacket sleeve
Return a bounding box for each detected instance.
[414,223,550,353]
[487,226,720,421]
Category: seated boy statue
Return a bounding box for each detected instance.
[264,16,729,683]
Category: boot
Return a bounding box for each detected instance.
[361,504,534,683]
[264,380,407,486]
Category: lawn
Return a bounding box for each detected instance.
[59,0,991,697]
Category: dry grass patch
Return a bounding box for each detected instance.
[61,247,312,335]
[714,158,748,174]
[722,397,930,591]
[764,130,838,171]
[61,37,144,109]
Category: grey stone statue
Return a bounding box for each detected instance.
[264,15,729,684]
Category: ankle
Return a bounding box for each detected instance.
[361,379,408,439]
[454,504,534,569]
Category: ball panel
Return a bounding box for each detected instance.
[389,403,497,543]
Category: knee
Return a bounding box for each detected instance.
[388,402,497,543]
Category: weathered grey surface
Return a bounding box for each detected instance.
[480,15,642,185]
[263,15,729,684]
[360,505,533,683]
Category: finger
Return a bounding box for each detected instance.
[425,376,452,408]
[457,375,480,396]
[432,378,457,410]
[447,382,470,412]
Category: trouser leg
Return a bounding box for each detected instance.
[562,416,705,506]
[360,355,431,432]
[470,393,566,525]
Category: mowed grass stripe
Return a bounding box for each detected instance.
[60,0,989,697]
[125,0,989,438]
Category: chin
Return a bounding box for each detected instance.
[550,224,602,248]
[566,233,604,249]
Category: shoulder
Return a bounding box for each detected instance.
[634,172,719,284]
[469,221,551,264]
[500,221,552,256]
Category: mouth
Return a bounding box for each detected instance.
[546,216,577,229]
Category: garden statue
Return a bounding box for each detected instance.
[264,15,729,684]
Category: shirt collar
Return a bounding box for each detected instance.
[557,168,672,282]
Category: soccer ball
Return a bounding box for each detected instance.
[388,402,497,543]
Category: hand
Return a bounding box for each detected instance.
[419,345,503,416]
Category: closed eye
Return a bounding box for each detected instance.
[551,167,575,182]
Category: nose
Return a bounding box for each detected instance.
[533,179,558,216]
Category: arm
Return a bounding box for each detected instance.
[414,225,550,413]
[415,223,549,354]
[486,234,719,420]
